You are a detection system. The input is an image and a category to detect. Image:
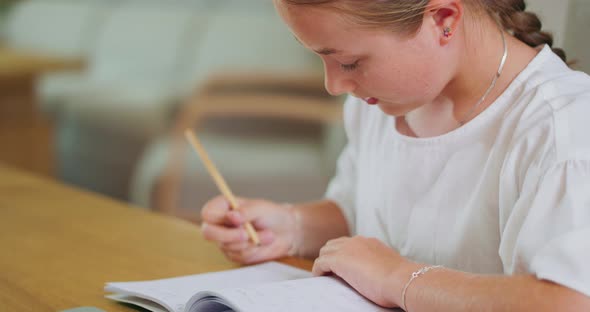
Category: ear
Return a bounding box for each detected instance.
[424,0,463,45]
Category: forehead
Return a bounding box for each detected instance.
[274,2,372,51]
[276,2,356,32]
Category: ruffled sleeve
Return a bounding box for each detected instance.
[500,159,590,296]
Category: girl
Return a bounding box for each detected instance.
[200,0,590,310]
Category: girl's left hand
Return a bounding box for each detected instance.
[312,236,411,308]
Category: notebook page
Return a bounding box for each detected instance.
[191,276,396,312]
[105,262,311,312]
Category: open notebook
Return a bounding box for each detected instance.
[105,261,397,312]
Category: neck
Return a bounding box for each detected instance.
[400,16,538,138]
[446,17,508,123]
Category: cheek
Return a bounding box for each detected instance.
[361,62,438,100]
[360,49,449,102]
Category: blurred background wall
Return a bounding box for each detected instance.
[0,0,587,223]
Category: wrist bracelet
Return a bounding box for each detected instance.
[401,265,443,312]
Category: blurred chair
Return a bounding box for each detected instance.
[44,1,323,202]
[38,1,203,120]
[128,4,335,216]
[43,2,205,199]
[178,6,317,92]
[2,0,109,58]
[130,72,345,222]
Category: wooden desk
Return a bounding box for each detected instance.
[0,165,312,312]
[0,47,84,177]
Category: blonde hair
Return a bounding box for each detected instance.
[282,0,567,62]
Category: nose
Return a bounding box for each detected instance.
[323,64,356,96]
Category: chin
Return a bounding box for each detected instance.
[377,103,408,117]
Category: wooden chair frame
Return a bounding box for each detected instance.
[151,71,343,221]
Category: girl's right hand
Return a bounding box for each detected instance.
[200,196,298,264]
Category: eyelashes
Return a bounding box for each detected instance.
[340,60,359,72]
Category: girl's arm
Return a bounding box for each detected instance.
[390,262,590,312]
[293,199,350,258]
[312,236,590,312]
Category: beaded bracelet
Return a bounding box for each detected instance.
[401,265,443,312]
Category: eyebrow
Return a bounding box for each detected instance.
[315,48,340,55]
[292,35,340,55]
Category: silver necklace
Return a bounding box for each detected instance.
[458,25,508,125]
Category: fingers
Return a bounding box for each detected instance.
[201,196,288,264]
[312,256,332,276]
[319,237,346,256]
[201,196,233,225]
[220,241,251,252]
[219,229,275,252]
[220,229,280,264]
[201,202,277,245]
[201,196,269,227]
[225,249,260,264]
[312,237,349,276]
[224,242,281,264]
[201,223,248,243]
[234,200,275,229]
[314,244,336,276]
[319,241,339,257]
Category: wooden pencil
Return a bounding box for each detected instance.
[184,129,261,245]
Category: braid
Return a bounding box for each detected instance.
[486,0,567,62]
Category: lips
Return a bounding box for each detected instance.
[364,97,379,105]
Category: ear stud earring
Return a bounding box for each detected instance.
[443,27,452,38]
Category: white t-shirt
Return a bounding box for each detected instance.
[325,45,590,296]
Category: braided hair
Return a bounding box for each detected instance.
[485,0,567,62]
